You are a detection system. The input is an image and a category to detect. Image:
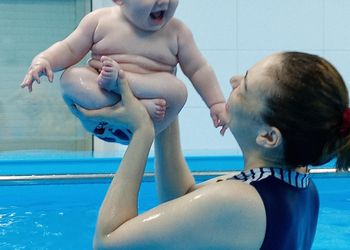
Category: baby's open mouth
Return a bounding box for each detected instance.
[150,10,165,21]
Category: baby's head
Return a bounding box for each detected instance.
[114,0,179,31]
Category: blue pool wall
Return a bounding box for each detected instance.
[0,153,337,176]
[0,155,243,175]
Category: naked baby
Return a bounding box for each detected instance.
[21,0,226,144]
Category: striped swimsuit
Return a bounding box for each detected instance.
[229,168,319,250]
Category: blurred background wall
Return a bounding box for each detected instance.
[2,0,349,156]
[94,0,350,156]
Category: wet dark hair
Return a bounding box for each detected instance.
[262,52,349,171]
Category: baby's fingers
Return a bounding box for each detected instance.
[220,124,228,136]
[210,113,221,128]
[21,75,34,92]
[32,72,41,84]
[45,66,54,82]
[216,118,226,128]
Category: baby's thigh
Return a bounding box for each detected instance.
[61,66,131,144]
[129,71,188,106]
[60,66,120,109]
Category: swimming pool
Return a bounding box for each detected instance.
[0,154,349,249]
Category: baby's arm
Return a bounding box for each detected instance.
[176,21,226,127]
[21,10,99,91]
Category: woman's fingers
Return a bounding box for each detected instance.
[118,70,136,106]
[73,70,135,120]
[69,70,151,131]
[75,105,113,121]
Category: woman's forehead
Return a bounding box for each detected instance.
[251,53,282,72]
[248,54,282,89]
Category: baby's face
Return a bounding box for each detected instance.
[118,0,179,31]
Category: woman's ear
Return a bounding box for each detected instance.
[256,126,282,149]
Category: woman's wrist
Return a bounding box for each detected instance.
[133,123,155,141]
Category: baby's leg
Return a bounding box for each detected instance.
[61,64,187,141]
[140,99,167,121]
[126,72,188,134]
[60,66,122,136]
[60,66,120,109]
[98,56,167,121]
[96,57,187,134]
[97,56,119,92]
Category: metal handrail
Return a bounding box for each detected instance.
[0,168,348,183]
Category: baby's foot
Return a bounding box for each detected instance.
[140,98,167,121]
[97,56,120,92]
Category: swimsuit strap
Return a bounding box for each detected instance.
[229,167,310,188]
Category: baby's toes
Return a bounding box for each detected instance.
[155,99,167,108]
[155,109,166,121]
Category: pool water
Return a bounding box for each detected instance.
[0,181,157,250]
[1,177,349,249]
[312,177,350,249]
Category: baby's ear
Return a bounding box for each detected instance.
[256,126,282,149]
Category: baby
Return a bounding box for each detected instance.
[21,0,226,144]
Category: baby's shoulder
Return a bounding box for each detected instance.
[85,6,118,21]
[167,17,193,35]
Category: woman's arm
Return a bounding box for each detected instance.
[78,72,155,246]
[96,177,266,249]
[154,118,196,202]
[71,72,265,250]
[154,119,234,201]
[95,123,154,246]
[69,71,155,247]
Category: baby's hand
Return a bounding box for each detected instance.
[210,102,229,134]
[21,58,53,92]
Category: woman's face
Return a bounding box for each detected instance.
[226,53,282,139]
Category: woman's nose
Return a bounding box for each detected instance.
[230,75,243,89]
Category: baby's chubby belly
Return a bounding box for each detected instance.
[89,53,177,74]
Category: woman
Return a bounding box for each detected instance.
[71,52,350,249]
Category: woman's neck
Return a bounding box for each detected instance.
[243,152,288,171]
[243,154,308,174]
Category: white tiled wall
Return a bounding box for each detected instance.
[93,0,350,156]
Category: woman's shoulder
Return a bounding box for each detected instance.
[204,178,265,210]
[100,178,266,249]
[186,179,266,248]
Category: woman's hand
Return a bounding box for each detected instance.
[70,70,154,134]
[90,72,155,245]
